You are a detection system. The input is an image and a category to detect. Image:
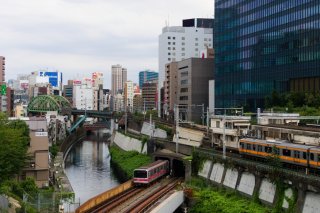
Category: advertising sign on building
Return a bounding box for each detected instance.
[1,84,6,95]
[39,71,62,88]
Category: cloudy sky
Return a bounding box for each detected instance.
[1,0,214,87]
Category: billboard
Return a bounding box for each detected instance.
[39,71,61,88]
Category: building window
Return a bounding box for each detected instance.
[173,47,176,50]
[181,53,185,56]
[168,58,171,61]
[195,38,198,41]
[168,42,171,45]
[168,36,171,39]
[182,37,185,40]
[204,38,207,41]
[181,48,185,51]
[173,42,176,45]
[168,47,171,50]
[173,37,176,40]
[195,43,198,46]
[182,42,185,45]
[179,96,188,100]
[181,71,188,77]
[168,52,171,55]
[195,48,198,51]
[181,79,188,85]
[180,88,188,92]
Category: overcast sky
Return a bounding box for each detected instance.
[1,0,214,88]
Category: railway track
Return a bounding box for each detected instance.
[89,187,143,213]
[89,177,179,213]
[124,178,181,213]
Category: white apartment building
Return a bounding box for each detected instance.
[73,80,94,110]
[111,65,127,97]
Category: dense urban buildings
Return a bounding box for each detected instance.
[139,70,159,88]
[111,64,127,96]
[215,0,320,110]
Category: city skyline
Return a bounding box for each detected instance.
[1,0,213,88]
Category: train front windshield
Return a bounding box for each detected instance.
[134,170,147,178]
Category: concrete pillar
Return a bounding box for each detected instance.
[253,173,263,199]
[296,183,307,213]
[220,164,228,187]
[235,167,244,190]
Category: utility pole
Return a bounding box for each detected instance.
[223,109,226,159]
[202,104,205,126]
[175,104,179,153]
[206,107,209,134]
[149,113,153,139]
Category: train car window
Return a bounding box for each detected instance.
[252,145,256,151]
[240,142,244,148]
[134,170,147,178]
[303,152,307,159]
[310,153,314,161]
[265,147,272,153]
[247,144,251,150]
[318,154,320,162]
[294,151,300,158]
[283,149,291,157]
[258,145,262,152]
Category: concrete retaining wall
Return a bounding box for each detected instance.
[259,178,276,204]
[198,162,320,212]
[223,168,238,189]
[141,122,167,139]
[198,160,212,179]
[302,192,320,213]
[150,191,184,213]
[237,172,255,196]
[113,132,147,153]
[209,163,224,183]
[178,127,204,142]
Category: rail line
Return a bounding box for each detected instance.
[89,187,143,213]
[124,178,181,213]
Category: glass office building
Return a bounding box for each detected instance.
[139,70,159,88]
[215,0,320,109]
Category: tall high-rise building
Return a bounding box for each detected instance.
[215,0,320,110]
[139,70,159,88]
[0,56,5,82]
[111,65,127,96]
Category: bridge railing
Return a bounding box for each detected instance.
[75,180,133,213]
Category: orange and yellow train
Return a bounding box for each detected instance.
[239,138,320,169]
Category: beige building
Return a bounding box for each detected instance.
[124,81,134,112]
[164,62,178,111]
[111,65,127,97]
[22,118,50,187]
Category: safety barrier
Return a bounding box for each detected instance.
[75,180,133,213]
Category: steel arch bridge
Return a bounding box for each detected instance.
[27,95,72,113]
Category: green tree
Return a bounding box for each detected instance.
[0,113,29,183]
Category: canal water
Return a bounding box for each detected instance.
[64,130,120,205]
